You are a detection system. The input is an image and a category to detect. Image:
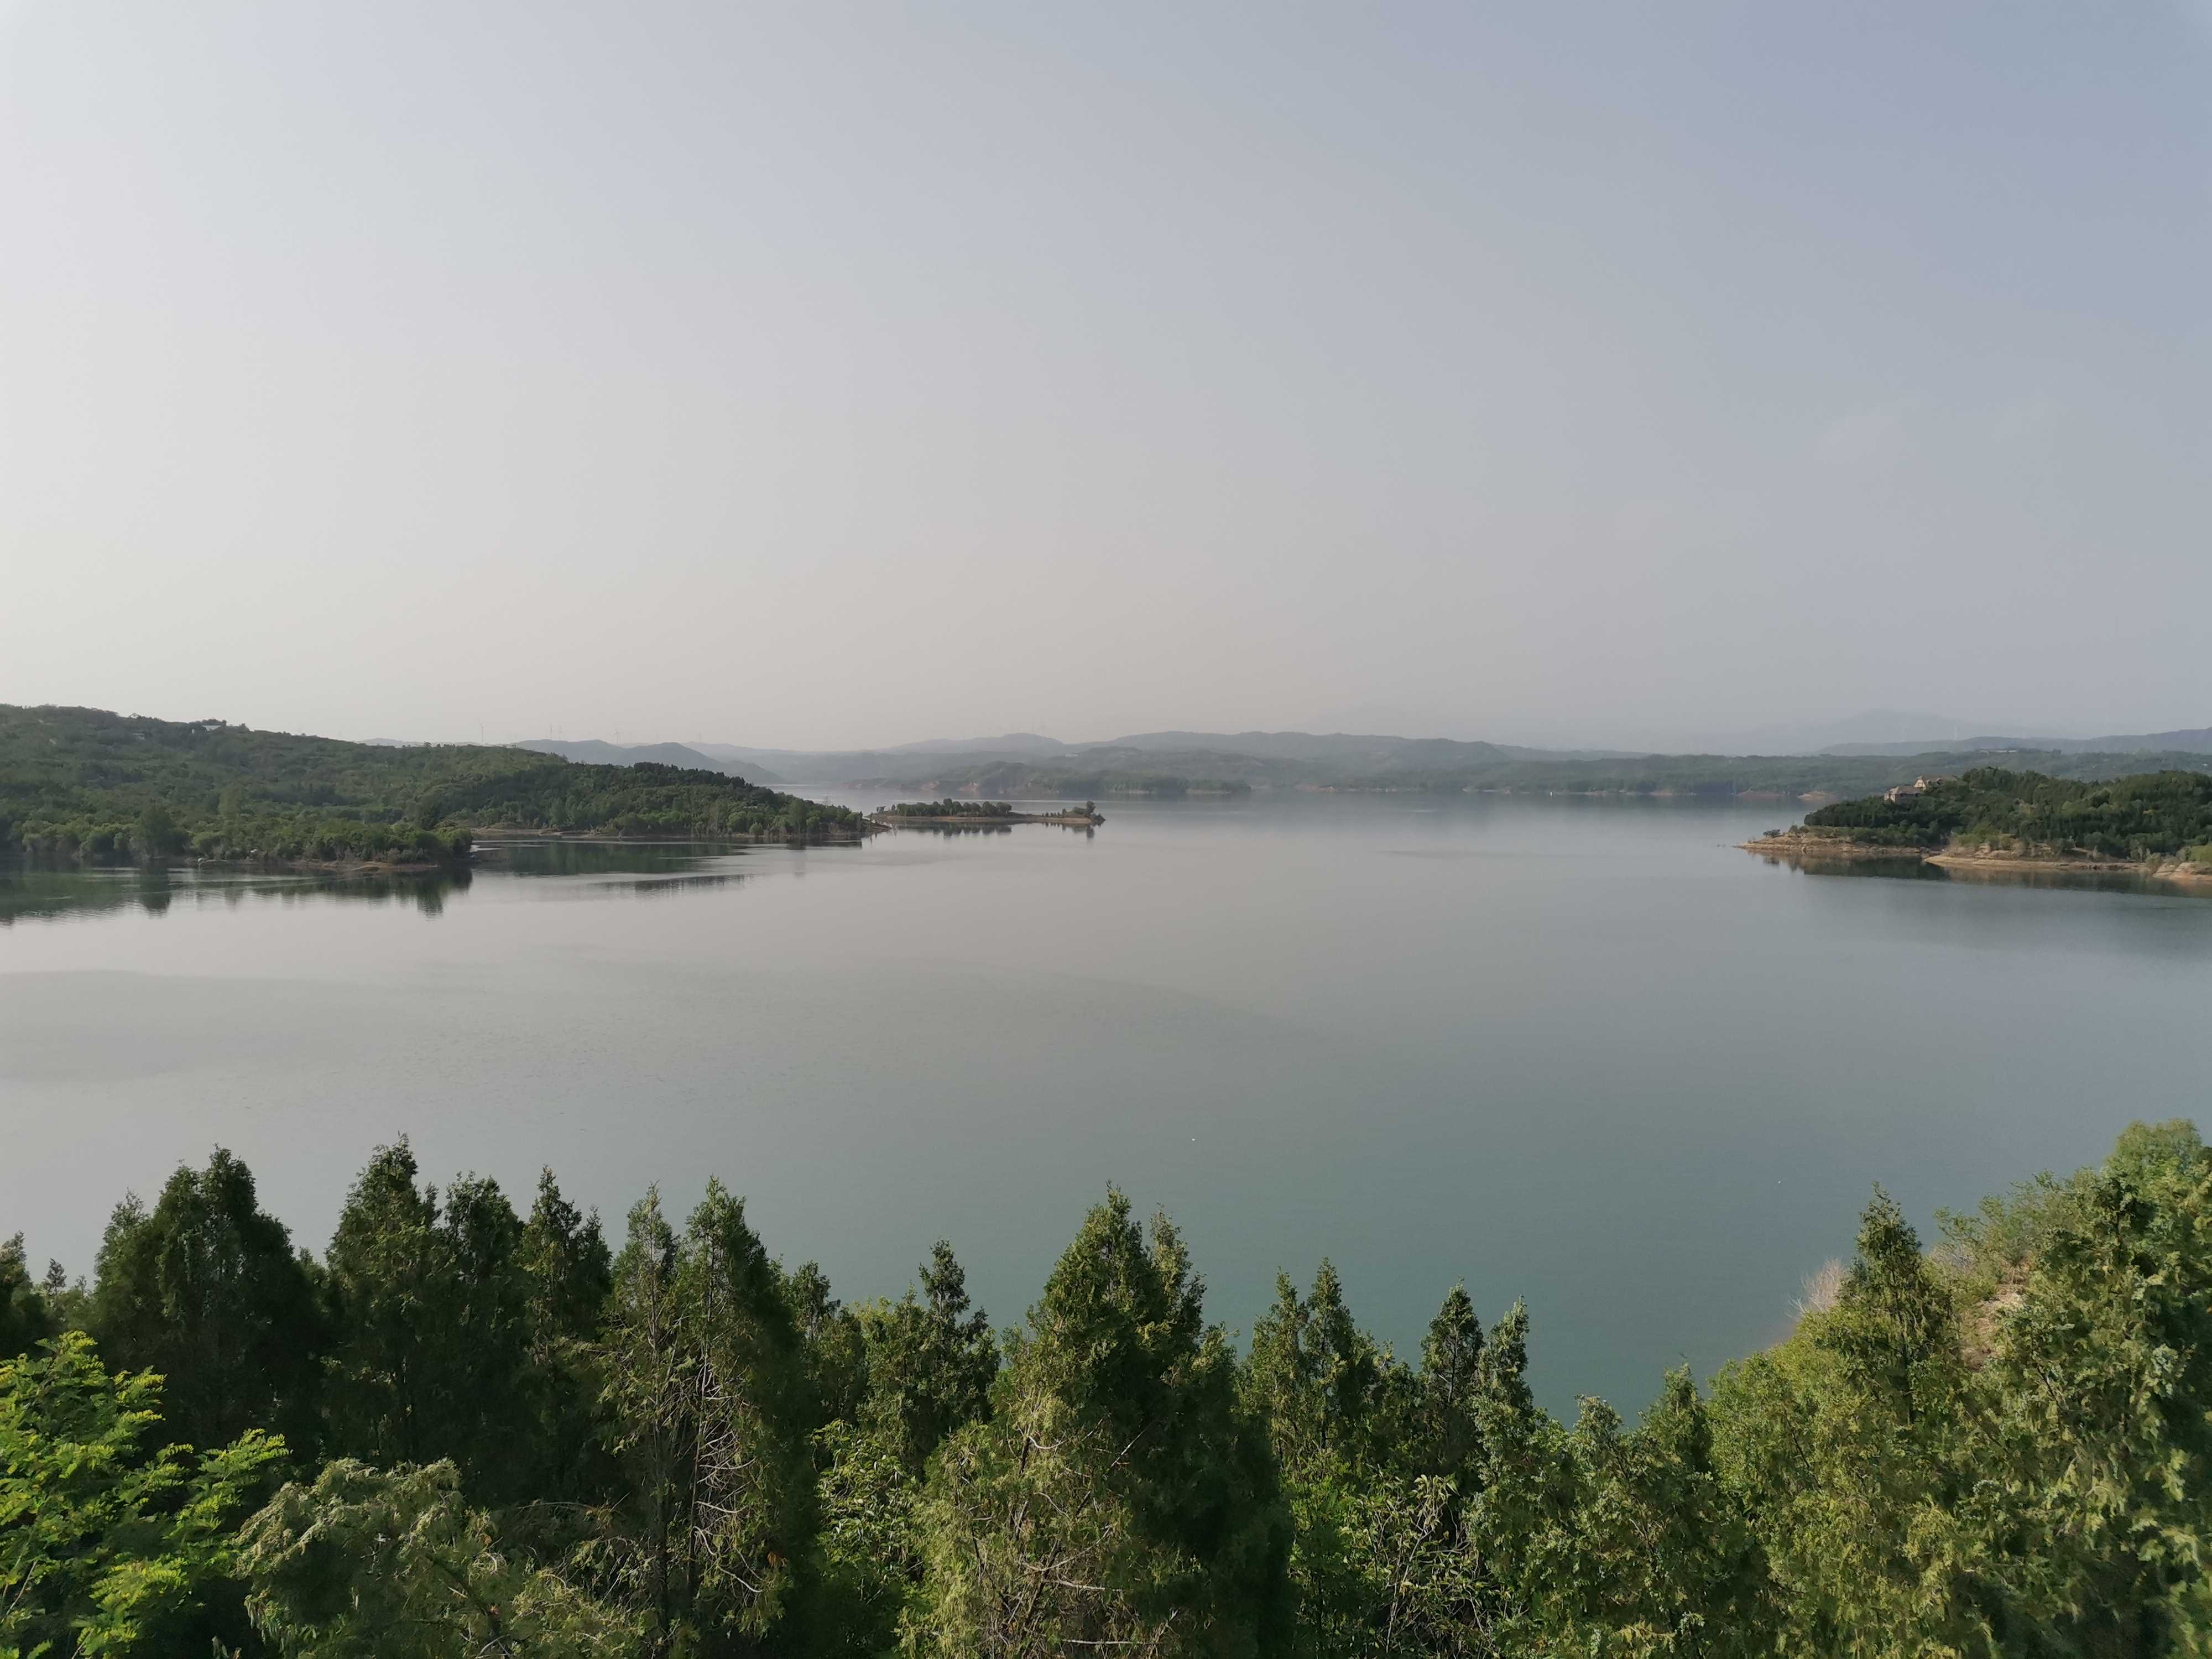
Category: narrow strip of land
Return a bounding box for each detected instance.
[869,801,1103,828]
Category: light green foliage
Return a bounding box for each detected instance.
[0,1333,284,1657]
[1477,1373,1772,1658]
[813,1421,924,1654]
[1709,1126,2212,1653]
[87,1148,325,1459]
[1949,1120,2212,1650]
[1709,1195,1985,1653]
[911,1190,1291,1658]
[236,1459,637,1658]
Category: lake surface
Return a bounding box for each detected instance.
[4,794,2208,1412]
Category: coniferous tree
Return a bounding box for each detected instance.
[1414,1286,1484,1481]
[595,1182,820,1657]
[239,1459,638,1658]
[0,1233,59,1362]
[857,1240,998,1478]
[811,1243,996,1656]
[785,1259,868,1432]
[87,1147,325,1455]
[914,1190,1291,1657]
[1709,1192,1978,1653]
[321,1143,538,1504]
[518,1168,614,1507]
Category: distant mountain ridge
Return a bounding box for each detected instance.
[649,729,1640,785]
[515,738,789,784]
[517,717,2212,795]
[1826,727,2212,758]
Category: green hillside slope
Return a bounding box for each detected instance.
[0,705,862,864]
[1799,766,2212,858]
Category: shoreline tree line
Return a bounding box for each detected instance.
[0,705,862,866]
[1798,766,2212,859]
[3,1121,2209,1655]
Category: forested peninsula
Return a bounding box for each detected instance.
[4,1121,2210,1655]
[1746,766,2212,884]
[0,705,863,868]
[872,799,1105,826]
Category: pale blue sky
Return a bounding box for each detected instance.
[3,3,2208,748]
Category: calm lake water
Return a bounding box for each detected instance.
[4,794,2208,1412]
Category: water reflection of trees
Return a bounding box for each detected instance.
[1785,857,2206,899]
[474,838,736,877]
[0,862,470,926]
[0,840,789,926]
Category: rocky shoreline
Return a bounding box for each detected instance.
[1741,831,2212,887]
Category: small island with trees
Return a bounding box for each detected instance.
[1744,765,2212,885]
[870,797,1104,828]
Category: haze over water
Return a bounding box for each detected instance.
[3,795,2206,1412]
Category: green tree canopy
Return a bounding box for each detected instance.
[87,1147,326,1458]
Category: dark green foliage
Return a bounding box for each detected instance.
[596,1183,822,1655]
[518,1168,616,1507]
[855,1241,998,1478]
[0,703,863,865]
[806,1244,998,1655]
[785,1260,870,1433]
[15,1125,2212,1655]
[1803,765,2212,858]
[320,1144,546,1506]
[0,1232,60,1361]
[881,799,1020,818]
[87,1147,326,1457]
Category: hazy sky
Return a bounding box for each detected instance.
[3,3,2208,749]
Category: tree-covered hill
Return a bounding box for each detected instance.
[1798,765,2212,858]
[0,705,862,864]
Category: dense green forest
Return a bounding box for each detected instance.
[0,706,862,864]
[1798,767,2212,859]
[4,1122,2210,1655]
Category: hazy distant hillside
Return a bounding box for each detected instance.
[1100,730,1507,765]
[682,728,1631,786]
[854,745,2212,801]
[547,717,2212,794]
[687,738,1071,784]
[516,737,787,783]
[1828,727,2212,758]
